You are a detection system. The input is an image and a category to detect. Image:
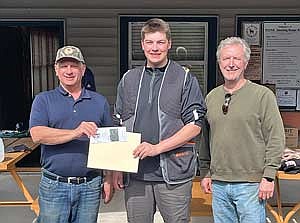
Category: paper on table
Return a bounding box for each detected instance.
[87,132,141,173]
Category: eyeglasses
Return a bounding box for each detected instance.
[222,93,232,115]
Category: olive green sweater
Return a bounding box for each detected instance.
[200,80,285,182]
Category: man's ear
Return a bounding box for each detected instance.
[54,64,59,76]
[168,39,172,49]
[82,64,86,76]
[244,61,249,70]
[141,40,145,51]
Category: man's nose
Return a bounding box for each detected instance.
[152,43,158,51]
[229,64,235,69]
[229,57,234,66]
[66,65,72,73]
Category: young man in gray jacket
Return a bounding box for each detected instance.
[113,18,206,223]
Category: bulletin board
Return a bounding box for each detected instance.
[236,16,300,111]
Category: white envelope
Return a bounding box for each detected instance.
[87,132,141,173]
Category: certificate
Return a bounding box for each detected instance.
[276,89,297,107]
[87,132,141,173]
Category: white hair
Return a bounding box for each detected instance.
[216,37,251,63]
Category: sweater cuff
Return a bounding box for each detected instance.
[263,167,278,180]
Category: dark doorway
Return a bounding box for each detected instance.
[0,27,31,130]
[0,21,64,167]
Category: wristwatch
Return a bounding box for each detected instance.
[264,177,274,182]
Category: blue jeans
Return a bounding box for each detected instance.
[212,181,266,223]
[37,170,102,223]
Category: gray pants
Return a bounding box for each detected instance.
[125,179,192,223]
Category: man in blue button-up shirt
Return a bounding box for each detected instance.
[30,45,113,223]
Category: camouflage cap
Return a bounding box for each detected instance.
[55,45,85,63]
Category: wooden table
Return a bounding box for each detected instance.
[0,137,40,215]
[191,177,212,216]
[267,171,300,223]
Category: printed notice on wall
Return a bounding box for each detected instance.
[263,22,300,88]
[276,89,297,107]
[296,90,300,110]
[243,23,261,46]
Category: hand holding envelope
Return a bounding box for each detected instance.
[87,127,141,173]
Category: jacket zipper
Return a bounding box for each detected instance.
[148,71,156,104]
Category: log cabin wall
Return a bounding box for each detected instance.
[1,1,299,104]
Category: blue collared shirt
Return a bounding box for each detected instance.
[29,85,112,177]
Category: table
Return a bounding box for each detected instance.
[191,177,212,216]
[0,137,40,215]
[266,171,300,223]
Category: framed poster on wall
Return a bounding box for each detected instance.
[236,16,300,110]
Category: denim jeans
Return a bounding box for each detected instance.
[37,170,102,223]
[212,181,266,223]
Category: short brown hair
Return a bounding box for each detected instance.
[141,18,171,41]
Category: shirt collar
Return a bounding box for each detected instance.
[144,60,169,73]
[57,85,91,99]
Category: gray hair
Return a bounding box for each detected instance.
[216,37,251,63]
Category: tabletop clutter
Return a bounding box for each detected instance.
[280,148,300,174]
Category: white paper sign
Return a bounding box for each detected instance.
[276,89,297,107]
[88,132,141,173]
[90,127,127,143]
[263,22,300,88]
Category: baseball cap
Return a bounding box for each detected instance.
[55,45,85,63]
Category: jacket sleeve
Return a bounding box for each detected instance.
[113,77,125,127]
[198,117,211,178]
[181,72,207,128]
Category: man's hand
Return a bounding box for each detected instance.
[102,175,114,204]
[74,121,98,138]
[200,177,212,194]
[113,171,124,190]
[133,142,160,160]
[259,178,274,200]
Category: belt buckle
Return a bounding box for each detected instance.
[67,177,77,184]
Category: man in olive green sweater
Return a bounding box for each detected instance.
[200,37,285,223]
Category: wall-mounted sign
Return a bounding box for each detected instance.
[263,22,300,88]
[243,23,261,46]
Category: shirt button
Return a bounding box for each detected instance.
[73,110,76,113]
